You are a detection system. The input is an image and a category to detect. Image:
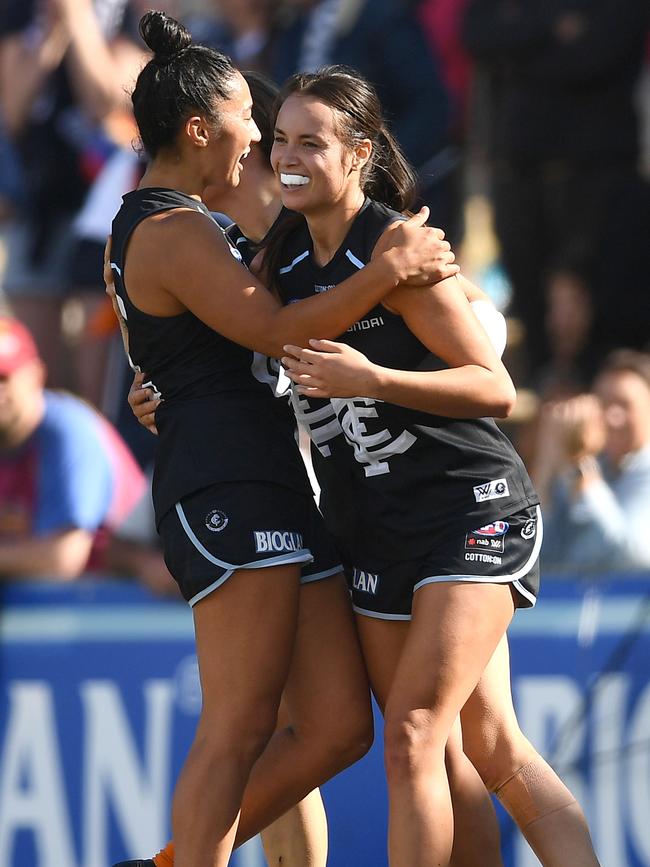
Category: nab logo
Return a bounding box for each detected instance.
[473,478,510,503]
[352,569,379,595]
[465,520,509,554]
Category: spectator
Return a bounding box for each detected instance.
[185,0,275,72]
[534,350,650,572]
[463,0,650,382]
[272,0,451,177]
[106,467,179,597]
[0,0,138,391]
[0,316,145,579]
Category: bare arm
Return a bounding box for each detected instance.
[122,206,457,359]
[56,0,130,121]
[283,274,516,419]
[0,26,69,136]
[0,529,94,580]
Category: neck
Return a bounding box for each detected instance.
[307,189,365,267]
[140,160,204,201]
[216,179,282,243]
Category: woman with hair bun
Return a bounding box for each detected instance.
[108,12,456,867]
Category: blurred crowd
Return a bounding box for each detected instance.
[0,0,649,587]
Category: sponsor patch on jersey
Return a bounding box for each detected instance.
[351,568,380,595]
[521,518,537,540]
[253,530,304,554]
[465,520,509,554]
[347,315,385,333]
[464,551,502,565]
[473,478,510,503]
[314,283,335,294]
[205,510,229,532]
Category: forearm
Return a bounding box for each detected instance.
[0,530,93,579]
[62,2,123,120]
[262,253,400,357]
[0,31,69,136]
[366,363,515,419]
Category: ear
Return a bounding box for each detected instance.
[185,115,210,148]
[351,138,372,172]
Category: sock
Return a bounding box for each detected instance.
[153,842,174,867]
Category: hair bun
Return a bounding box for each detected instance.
[139,10,192,62]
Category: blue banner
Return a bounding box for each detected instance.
[1,576,649,866]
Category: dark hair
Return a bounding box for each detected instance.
[278,66,417,212]
[597,349,650,390]
[132,11,239,158]
[243,71,280,164]
[262,66,417,289]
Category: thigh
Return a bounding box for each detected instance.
[385,581,515,730]
[282,575,371,730]
[193,563,301,721]
[354,614,409,712]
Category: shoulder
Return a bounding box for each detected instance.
[354,199,404,259]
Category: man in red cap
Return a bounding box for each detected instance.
[0,316,145,578]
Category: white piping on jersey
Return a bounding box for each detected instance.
[345,250,365,270]
[279,250,310,274]
[110,262,122,277]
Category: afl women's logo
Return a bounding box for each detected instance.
[205,510,229,533]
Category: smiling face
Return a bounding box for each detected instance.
[271,94,369,215]
[204,71,261,194]
[595,369,650,462]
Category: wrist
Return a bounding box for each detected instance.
[367,363,390,400]
[375,250,402,288]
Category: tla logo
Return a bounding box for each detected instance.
[473,478,510,503]
[352,569,380,595]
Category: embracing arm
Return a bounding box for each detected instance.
[284,273,516,419]
[128,206,457,360]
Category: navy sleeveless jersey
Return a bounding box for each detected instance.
[110,187,311,526]
[276,198,539,562]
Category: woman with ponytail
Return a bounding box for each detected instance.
[108,11,458,867]
[272,67,600,867]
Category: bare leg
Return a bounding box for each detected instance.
[151,576,370,867]
[378,582,514,866]
[172,564,301,867]
[462,636,600,866]
[356,604,504,867]
[261,788,328,867]
[235,575,372,843]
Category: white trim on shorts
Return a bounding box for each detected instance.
[175,503,313,607]
[301,564,343,585]
[412,506,543,608]
[352,606,412,621]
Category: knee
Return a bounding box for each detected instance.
[383,710,444,784]
[300,698,374,772]
[196,704,278,769]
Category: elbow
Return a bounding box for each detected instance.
[491,381,517,419]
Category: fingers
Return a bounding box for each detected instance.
[103,236,113,291]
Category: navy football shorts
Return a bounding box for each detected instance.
[159,481,342,606]
[347,505,542,620]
